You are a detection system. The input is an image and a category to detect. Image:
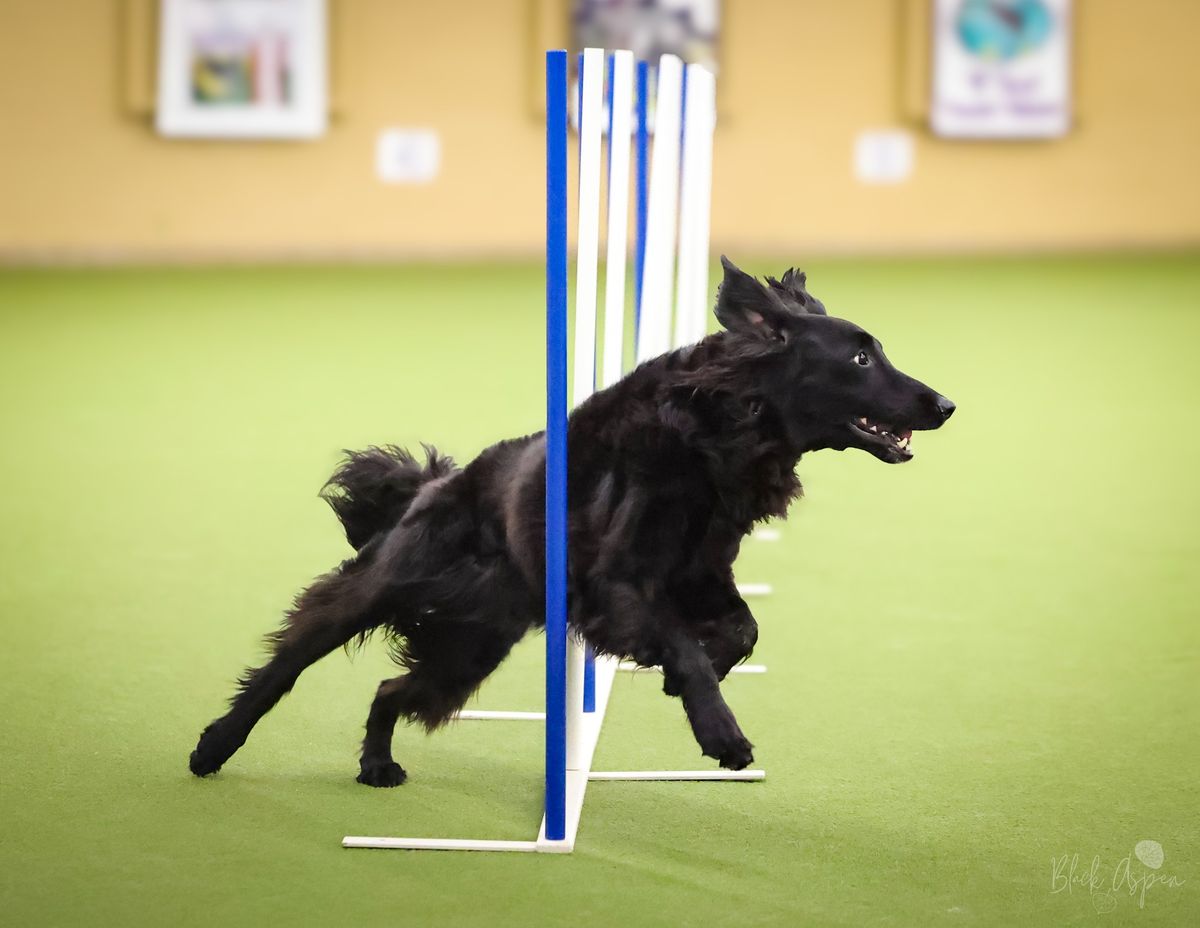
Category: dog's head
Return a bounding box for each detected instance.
[714,257,954,462]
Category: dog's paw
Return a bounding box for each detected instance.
[189,748,222,777]
[716,736,754,771]
[357,760,407,788]
[189,724,236,777]
[693,707,754,771]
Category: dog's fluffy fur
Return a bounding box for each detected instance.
[189,258,954,786]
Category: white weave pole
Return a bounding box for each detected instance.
[587,51,637,699]
[567,46,606,773]
[602,51,634,390]
[636,54,683,363]
[573,47,604,410]
[674,64,716,348]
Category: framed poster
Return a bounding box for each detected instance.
[573,0,719,74]
[931,0,1071,139]
[156,0,328,139]
[571,0,719,132]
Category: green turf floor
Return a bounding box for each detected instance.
[2,256,1198,927]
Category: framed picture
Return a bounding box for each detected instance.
[156,0,328,139]
[566,0,720,133]
[930,0,1072,139]
[573,0,719,75]
[527,1,720,128]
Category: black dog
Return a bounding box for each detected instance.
[189,257,954,786]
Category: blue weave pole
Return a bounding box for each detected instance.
[680,62,689,150]
[634,59,650,339]
[577,52,584,139]
[544,48,569,844]
[605,51,616,147]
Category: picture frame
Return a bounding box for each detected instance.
[930,0,1072,139]
[526,0,721,129]
[156,0,328,139]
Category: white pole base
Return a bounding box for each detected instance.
[736,583,773,597]
[616,661,767,675]
[342,836,540,852]
[752,527,782,542]
[344,656,619,855]
[589,769,765,782]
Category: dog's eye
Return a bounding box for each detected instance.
[854,350,871,367]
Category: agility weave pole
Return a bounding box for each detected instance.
[343,48,761,855]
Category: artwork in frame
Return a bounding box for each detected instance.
[573,0,719,74]
[156,0,328,139]
[569,0,719,132]
[930,0,1072,138]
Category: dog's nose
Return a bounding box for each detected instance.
[936,395,956,421]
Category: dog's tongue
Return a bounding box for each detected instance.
[897,429,912,442]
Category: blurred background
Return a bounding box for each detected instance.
[3,3,1198,927]
[2,0,1197,261]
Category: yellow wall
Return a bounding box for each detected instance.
[2,0,1198,263]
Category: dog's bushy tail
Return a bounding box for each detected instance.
[321,444,456,550]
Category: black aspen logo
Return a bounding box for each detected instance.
[1050,839,1185,913]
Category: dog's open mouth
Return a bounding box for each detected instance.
[849,416,913,462]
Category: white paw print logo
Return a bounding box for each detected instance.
[1135,839,1164,870]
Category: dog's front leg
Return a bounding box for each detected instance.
[579,578,753,770]
[659,628,754,770]
[670,580,758,685]
[700,585,759,682]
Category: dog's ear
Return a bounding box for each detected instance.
[765,267,827,316]
[715,256,795,340]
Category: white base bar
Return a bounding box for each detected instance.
[341,654,766,853]
[736,583,773,597]
[752,527,781,542]
[589,769,765,782]
[616,661,767,675]
[344,655,622,854]
[342,836,540,852]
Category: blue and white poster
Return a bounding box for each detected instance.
[931,0,1071,138]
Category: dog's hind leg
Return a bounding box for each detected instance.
[189,564,384,778]
[357,619,526,787]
